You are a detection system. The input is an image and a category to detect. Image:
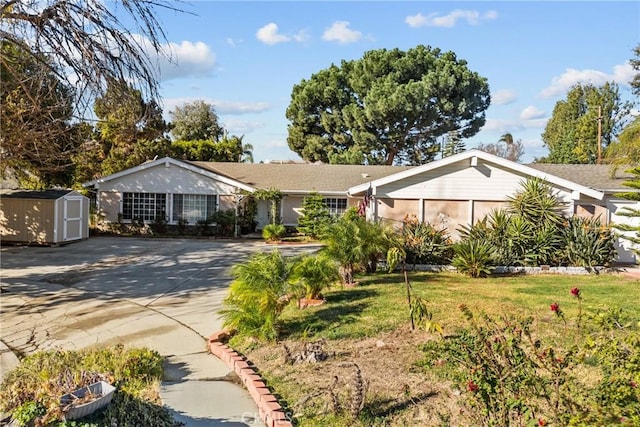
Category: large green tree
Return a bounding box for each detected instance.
[286,45,491,165]
[630,43,640,96]
[92,79,170,176]
[541,83,632,164]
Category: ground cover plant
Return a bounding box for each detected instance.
[0,345,181,427]
[229,271,640,426]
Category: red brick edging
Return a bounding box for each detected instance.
[208,331,293,427]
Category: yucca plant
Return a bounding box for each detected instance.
[220,249,296,340]
[507,177,566,228]
[452,240,494,278]
[401,215,453,265]
[562,216,617,268]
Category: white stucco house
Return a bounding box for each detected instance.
[83,150,639,264]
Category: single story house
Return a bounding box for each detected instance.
[83,150,639,263]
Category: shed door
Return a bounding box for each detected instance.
[63,196,83,241]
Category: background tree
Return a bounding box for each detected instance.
[605,44,640,168]
[1,0,176,185]
[611,167,640,258]
[297,193,332,239]
[286,45,490,165]
[0,40,80,187]
[441,130,466,158]
[93,79,169,176]
[630,43,640,96]
[540,83,631,164]
[170,100,224,142]
[477,132,525,162]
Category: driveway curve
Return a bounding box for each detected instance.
[0,236,321,426]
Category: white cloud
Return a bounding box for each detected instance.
[492,89,517,105]
[482,116,547,134]
[256,23,291,45]
[226,37,243,47]
[540,62,634,98]
[214,100,271,115]
[322,21,362,44]
[520,105,546,120]
[130,35,216,81]
[293,29,311,43]
[222,118,267,134]
[405,9,497,28]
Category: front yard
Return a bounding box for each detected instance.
[231,271,640,426]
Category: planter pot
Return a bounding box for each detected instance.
[60,381,116,420]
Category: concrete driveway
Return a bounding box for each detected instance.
[0,236,320,426]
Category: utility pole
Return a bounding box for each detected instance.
[596,105,603,164]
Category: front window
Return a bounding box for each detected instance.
[324,198,347,216]
[172,194,217,224]
[122,193,166,222]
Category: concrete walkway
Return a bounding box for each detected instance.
[0,237,320,426]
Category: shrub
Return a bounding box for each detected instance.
[562,216,617,268]
[210,209,236,237]
[262,223,286,242]
[220,250,296,340]
[451,240,494,277]
[297,192,332,239]
[291,253,339,300]
[149,215,168,235]
[401,214,453,265]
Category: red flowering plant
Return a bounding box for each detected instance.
[571,287,583,328]
[550,302,566,327]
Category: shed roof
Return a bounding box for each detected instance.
[526,164,635,193]
[187,161,412,193]
[0,189,76,200]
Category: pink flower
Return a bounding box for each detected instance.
[571,287,580,297]
[467,381,479,392]
[550,302,560,312]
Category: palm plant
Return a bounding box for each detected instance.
[220,249,296,340]
[321,217,366,285]
[291,253,339,300]
[452,240,494,278]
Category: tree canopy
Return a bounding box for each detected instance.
[540,83,632,164]
[286,45,491,165]
[169,100,224,142]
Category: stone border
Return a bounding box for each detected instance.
[208,331,293,427]
[379,262,617,275]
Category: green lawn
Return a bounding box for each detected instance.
[277,271,639,341]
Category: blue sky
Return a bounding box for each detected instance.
[145,1,639,164]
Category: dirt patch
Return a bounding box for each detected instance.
[244,327,469,426]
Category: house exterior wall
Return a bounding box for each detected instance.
[96,163,240,223]
[472,201,510,223]
[282,195,305,226]
[422,200,468,240]
[377,198,419,226]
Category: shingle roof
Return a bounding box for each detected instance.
[187,161,412,193]
[0,189,74,199]
[527,164,635,193]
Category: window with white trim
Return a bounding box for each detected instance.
[122,193,166,222]
[172,194,217,224]
[324,198,347,216]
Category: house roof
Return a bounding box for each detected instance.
[187,161,412,194]
[526,164,635,193]
[0,189,76,200]
[348,150,606,200]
